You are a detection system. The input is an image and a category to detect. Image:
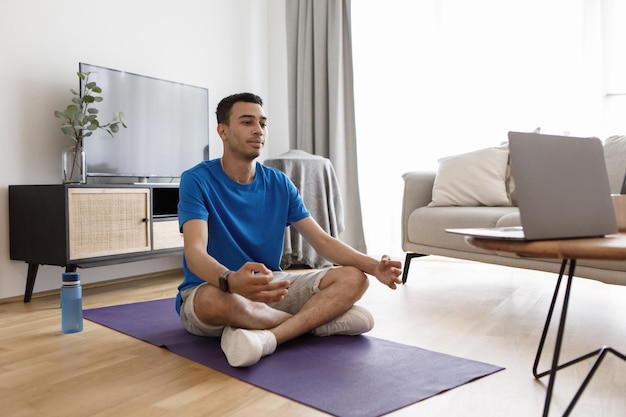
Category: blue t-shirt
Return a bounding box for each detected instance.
[175,159,310,313]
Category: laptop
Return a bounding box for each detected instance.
[446,131,618,240]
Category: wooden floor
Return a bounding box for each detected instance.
[1,256,625,417]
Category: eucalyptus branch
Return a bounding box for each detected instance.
[54,71,127,146]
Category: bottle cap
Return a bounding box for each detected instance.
[62,272,80,283]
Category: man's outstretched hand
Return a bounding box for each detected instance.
[374,255,403,289]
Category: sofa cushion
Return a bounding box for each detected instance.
[428,146,511,207]
[408,206,519,252]
[503,146,517,206]
[502,128,541,206]
[604,135,626,194]
[495,211,521,227]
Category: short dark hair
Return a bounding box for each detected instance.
[216,93,263,125]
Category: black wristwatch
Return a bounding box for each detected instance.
[218,270,233,293]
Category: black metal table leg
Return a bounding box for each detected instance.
[533,258,626,416]
[542,259,576,417]
[563,346,626,415]
[533,260,568,379]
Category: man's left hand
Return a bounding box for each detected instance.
[374,255,403,289]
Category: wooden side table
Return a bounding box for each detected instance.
[466,234,626,417]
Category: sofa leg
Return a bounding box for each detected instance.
[402,253,428,283]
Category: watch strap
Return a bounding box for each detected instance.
[218,270,233,293]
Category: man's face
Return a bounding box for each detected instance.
[218,101,267,160]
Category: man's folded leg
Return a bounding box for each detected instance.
[220,305,373,367]
[220,327,277,367]
[313,305,374,337]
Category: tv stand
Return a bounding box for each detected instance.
[9,184,184,302]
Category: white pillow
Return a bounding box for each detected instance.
[501,128,540,206]
[501,144,517,206]
[428,146,512,207]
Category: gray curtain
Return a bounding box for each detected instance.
[286,0,367,253]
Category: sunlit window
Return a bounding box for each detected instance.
[603,0,626,94]
[352,1,610,255]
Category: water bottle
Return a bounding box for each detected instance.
[61,272,83,333]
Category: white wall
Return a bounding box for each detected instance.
[352,0,626,257]
[0,0,289,300]
[5,0,626,300]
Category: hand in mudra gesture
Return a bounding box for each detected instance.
[227,262,290,303]
[373,255,403,289]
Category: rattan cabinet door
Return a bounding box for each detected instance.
[68,188,151,260]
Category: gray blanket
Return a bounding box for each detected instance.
[264,150,345,269]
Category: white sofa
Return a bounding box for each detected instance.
[400,135,626,286]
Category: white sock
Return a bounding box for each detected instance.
[220,327,277,367]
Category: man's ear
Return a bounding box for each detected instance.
[217,123,228,140]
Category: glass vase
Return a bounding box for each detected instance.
[62,144,86,184]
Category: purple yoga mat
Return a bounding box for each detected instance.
[84,298,503,417]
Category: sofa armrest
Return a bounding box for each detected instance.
[401,171,436,249]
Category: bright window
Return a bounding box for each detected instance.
[352,0,604,255]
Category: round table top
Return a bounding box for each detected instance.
[466,233,626,261]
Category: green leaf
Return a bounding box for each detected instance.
[63,108,79,119]
[57,70,125,144]
[61,126,75,136]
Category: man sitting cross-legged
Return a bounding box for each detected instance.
[175,92,402,367]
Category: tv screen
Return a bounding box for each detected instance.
[79,62,209,181]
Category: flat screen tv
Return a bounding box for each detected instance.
[79,62,209,182]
